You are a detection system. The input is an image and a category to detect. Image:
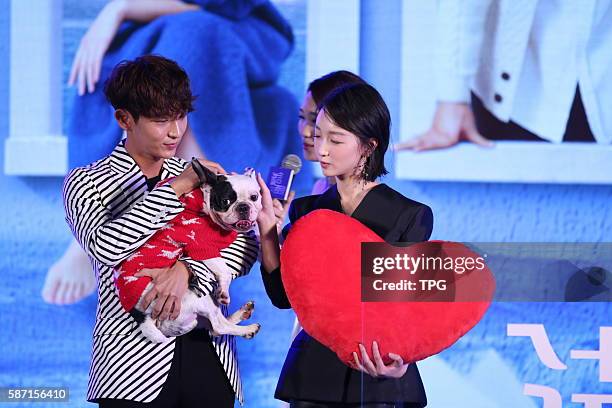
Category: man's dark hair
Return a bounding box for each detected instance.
[318,83,390,181]
[307,70,365,105]
[104,55,195,121]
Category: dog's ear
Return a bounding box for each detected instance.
[243,167,256,180]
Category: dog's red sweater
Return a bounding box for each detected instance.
[115,181,237,311]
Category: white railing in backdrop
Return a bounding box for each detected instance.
[4,0,67,176]
[305,0,360,86]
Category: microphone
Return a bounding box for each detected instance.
[267,154,302,200]
[281,154,303,175]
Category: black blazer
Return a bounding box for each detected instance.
[261,183,433,405]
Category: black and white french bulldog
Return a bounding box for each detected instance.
[116,168,262,344]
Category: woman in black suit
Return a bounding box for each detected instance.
[256,83,434,408]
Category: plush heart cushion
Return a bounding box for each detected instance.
[281,209,495,366]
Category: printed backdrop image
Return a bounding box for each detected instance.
[395,1,612,184]
[1,1,611,407]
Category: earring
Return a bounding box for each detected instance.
[360,155,370,181]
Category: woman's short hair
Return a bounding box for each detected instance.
[104,55,195,121]
[318,83,390,181]
[307,70,365,105]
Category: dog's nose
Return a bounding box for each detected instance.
[236,203,250,217]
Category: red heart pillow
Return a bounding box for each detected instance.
[281,209,495,366]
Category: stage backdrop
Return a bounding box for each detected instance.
[1,1,611,407]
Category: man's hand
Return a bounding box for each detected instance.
[135,261,190,321]
[351,341,409,379]
[170,159,226,197]
[395,102,493,151]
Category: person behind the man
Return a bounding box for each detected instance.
[63,55,258,407]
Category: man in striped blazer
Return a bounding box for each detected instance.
[63,55,258,407]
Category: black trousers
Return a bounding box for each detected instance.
[98,329,235,408]
[290,401,424,408]
[472,87,595,142]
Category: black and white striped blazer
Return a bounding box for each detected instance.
[63,142,258,404]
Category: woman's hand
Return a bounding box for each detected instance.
[256,173,278,235]
[134,261,190,321]
[273,192,294,224]
[351,341,409,379]
[68,0,125,95]
[273,191,294,236]
[256,173,283,272]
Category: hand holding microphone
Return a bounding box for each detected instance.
[267,154,302,201]
[267,154,302,236]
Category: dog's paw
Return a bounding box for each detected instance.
[243,323,261,339]
[228,300,256,324]
[241,300,255,319]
